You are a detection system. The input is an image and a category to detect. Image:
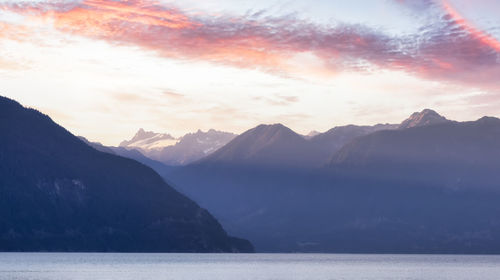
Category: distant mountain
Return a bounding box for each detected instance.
[198,124,323,169]
[152,129,237,165]
[168,112,500,253]
[330,116,500,189]
[120,129,236,166]
[309,124,397,164]
[120,128,178,150]
[197,123,397,169]
[399,109,450,129]
[0,96,253,252]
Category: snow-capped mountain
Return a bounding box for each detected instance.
[151,129,237,166]
[119,128,237,166]
[119,128,178,150]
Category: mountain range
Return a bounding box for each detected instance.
[331,116,500,190]
[0,96,253,252]
[6,95,500,254]
[116,119,398,169]
[166,109,500,253]
[119,128,236,166]
[196,122,397,169]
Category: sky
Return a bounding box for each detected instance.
[0,0,499,145]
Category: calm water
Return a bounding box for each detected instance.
[0,253,499,280]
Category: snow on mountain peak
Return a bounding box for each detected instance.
[118,128,237,165]
[119,129,177,150]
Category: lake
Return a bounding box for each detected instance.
[0,253,499,280]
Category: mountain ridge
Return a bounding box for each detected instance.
[196,123,321,169]
[167,110,500,253]
[328,116,500,190]
[0,96,253,253]
[120,128,236,166]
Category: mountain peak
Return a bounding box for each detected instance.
[197,123,313,167]
[399,109,449,129]
[119,128,176,148]
[476,116,500,125]
[256,123,287,129]
[132,128,158,141]
[250,123,299,139]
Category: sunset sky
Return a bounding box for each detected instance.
[1,0,499,145]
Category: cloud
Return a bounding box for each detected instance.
[162,90,185,99]
[441,0,500,52]
[405,0,500,89]
[0,56,24,70]
[254,94,299,106]
[392,0,437,12]
[1,0,499,90]
[0,20,30,42]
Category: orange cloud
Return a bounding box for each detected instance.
[0,57,22,70]
[1,0,499,90]
[2,0,293,71]
[0,21,29,41]
[49,0,195,36]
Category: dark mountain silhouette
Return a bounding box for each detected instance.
[167,111,500,253]
[79,137,175,176]
[78,136,116,155]
[0,96,253,253]
[111,146,160,168]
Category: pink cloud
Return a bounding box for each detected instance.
[441,0,500,52]
[1,0,499,90]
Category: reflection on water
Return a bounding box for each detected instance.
[0,253,499,280]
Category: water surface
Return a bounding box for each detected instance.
[0,253,498,280]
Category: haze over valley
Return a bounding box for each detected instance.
[1,0,500,265]
[4,94,499,253]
